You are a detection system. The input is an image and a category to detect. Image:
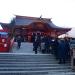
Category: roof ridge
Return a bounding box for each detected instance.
[16,15,39,20]
[15,15,51,21]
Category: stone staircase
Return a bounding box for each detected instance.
[0,53,74,75]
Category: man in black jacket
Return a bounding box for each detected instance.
[16,35,22,49]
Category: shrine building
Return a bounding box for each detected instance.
[1,15,71,41]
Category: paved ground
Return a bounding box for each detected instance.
[11,42,41,54]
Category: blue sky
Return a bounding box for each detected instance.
[0,0,75,27]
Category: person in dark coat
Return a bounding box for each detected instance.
[32,33,41,54]
[64,38,70,60]
[34,33,41,54]
[36,33,41,50]
[32,33,36,51]
[52,38,59,59]
[32,33,36,42]
[16,35,22,49]
[44,35,52,53]
[57,39,68,64]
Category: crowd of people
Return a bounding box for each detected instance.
[31,32,71,64]
[16,33,71,64]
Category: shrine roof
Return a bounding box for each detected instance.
[15,15,71,31]
[0,23,9,28]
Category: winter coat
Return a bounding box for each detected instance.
[57,40,68,59]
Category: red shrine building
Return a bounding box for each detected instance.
[12,15,71,41]
[1,15,71,41]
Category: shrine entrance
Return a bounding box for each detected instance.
[14,22,59,42]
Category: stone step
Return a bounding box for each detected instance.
[0,53,72,75]
[0,66,71,69]
[0,56,55,59]
[0,59,57,62]
[0,57,55,59]
[48,72,75,75]
[0,53,52,55]
[0,53,53,56]
[0,71,48,75]
[0,61,58,64]
[0,58,55,61]
[0,57,55,60]
[0,67,71,71]
[0,71,75,75]
[0,64,70,67]
[0,69,72,73]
